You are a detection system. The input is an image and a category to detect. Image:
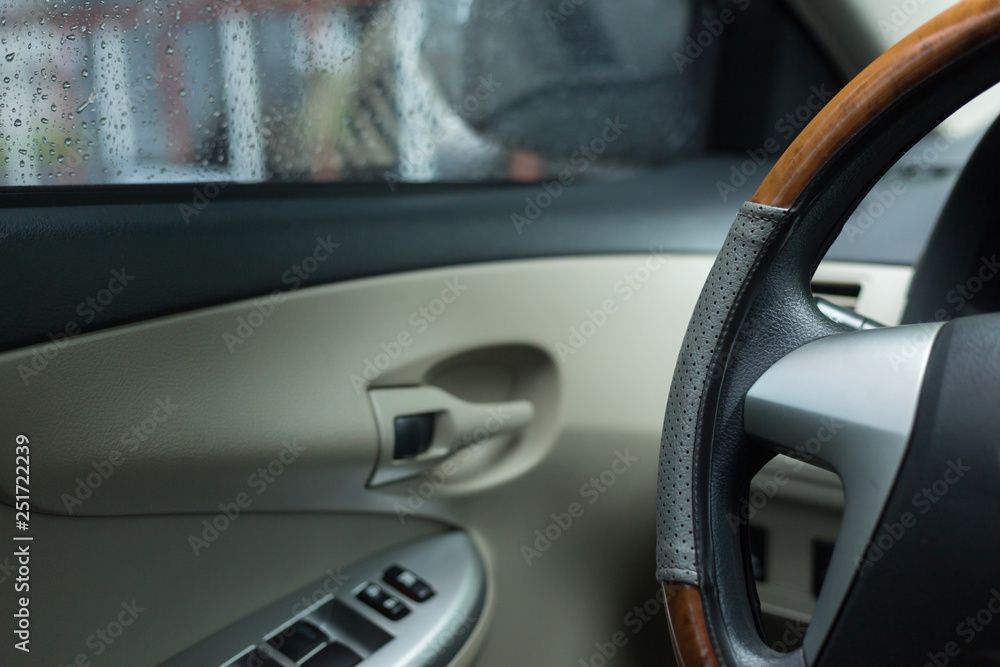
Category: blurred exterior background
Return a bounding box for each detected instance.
[0,0,715,186]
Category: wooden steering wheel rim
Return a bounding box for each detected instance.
[754,0,1000,210]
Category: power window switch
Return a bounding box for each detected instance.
[267,620,327,662]
[232,648,283,667]
[384,565,435,602]
[357,582,410,621]
[303,642,362,667]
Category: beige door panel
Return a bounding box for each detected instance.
[0,255,712,518]
[0,256,910,666]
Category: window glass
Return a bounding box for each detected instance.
[0,0,718,186]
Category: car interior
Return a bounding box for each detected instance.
[3,0,1000,665]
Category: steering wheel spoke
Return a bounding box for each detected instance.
[744,324,943,660]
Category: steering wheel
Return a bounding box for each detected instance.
[657,1,1000,664]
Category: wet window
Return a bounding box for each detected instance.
[0,0,718,186]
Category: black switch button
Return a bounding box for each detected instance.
[235,648,284,667]
[393,413,435,459]
[384,565,435,602]
[357,582,410,620]
[303,642,362,667]
[267,620,327,662]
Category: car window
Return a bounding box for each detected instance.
[0,0,718,186]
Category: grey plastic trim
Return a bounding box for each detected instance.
[1,137,961,356]
[744,323,944,663]
[0,158,766,354]
[160,532,486,667]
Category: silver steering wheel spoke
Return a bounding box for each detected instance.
[743,322,944,662]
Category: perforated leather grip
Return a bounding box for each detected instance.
[656,202,786,585]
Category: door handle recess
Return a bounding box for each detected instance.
[368,386,534,486]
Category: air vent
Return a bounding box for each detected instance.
[811,281,861,310]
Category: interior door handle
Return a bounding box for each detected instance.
[368,386,535,486]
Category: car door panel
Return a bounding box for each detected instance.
[0,255,910,666]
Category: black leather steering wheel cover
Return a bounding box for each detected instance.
[664,35,1000,666]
